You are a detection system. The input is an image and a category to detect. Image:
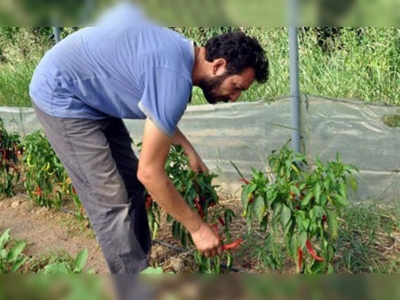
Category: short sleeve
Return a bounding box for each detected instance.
[138,67,192,137]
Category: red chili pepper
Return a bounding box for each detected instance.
[199,196,206,207]
[297,248,303,273]
[145,194,152,210]
[200,196,216,209]
[306,239,324,261]
[32,186,42,197]
[8,164,18,172]
[239,178,250,184]
[14,144,21,156]
[249,196,254,204]
[211,224,221,240]
[322,215,327,223]
[194,198,204,219]
[222,238,244,250]
[218,216,225,227]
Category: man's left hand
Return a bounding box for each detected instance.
[187,151,208,173]
[171,127,208,173]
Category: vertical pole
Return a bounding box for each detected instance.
[289,27,301,153]
[288,0,301,153]
[52,27,61,44]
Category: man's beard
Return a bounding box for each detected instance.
[198,73,231,104]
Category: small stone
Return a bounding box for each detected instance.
[150,252,157,260]
[169,257,184,273]
[150,245,164,260]
[11,201,20,208]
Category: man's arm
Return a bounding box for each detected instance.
[171,127,208,173]
[137,118,221,257]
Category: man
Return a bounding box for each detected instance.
[29,26,269,274]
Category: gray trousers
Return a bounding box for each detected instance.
[32,102,151,274]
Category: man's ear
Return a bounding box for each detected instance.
[212,58,227,76]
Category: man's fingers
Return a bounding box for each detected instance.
[201,164,209,174]
[211,248,219,257]
[202,247,221,258]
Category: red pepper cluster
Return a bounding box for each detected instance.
[194,196,243,252]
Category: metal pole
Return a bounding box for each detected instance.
[52,27,61,44]
[289,27,301,153]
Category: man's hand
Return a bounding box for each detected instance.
[187,151,208,173]
[190,222,222,257]
[172,127,208,173]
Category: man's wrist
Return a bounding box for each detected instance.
[184,211,203,234]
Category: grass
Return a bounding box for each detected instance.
[0,60,38,107]
[336,202,400,273]
[382,114,400,128]
[0,27,400,107]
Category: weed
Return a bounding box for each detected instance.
[382,114,400,128]
[336,202,400,273]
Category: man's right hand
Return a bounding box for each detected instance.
[190,222,222,257]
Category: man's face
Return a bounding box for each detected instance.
[199,68,256,104]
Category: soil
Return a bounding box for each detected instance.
[0,191,249,274]
[0,194,109,273]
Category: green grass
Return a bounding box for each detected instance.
[1,27,400,107]
[0,59,38,107]
[382,114,400,128]
[189,27,400,105]
[336,202,400,273]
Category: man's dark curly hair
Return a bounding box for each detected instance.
[204,31,269,84]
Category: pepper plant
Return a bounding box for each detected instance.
[145,145,239,273]
[235,141,359,273]
[22,130,84,218]
[0,118,22,198]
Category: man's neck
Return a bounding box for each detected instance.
[191,46,206,86]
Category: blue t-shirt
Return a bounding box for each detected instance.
[29,26,195,137]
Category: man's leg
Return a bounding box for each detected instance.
[103,117,151,261]
[32,103,150,273]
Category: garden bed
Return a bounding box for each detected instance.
[1,190,399,274]
[0,193,108,273]
[0,120,399,274]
